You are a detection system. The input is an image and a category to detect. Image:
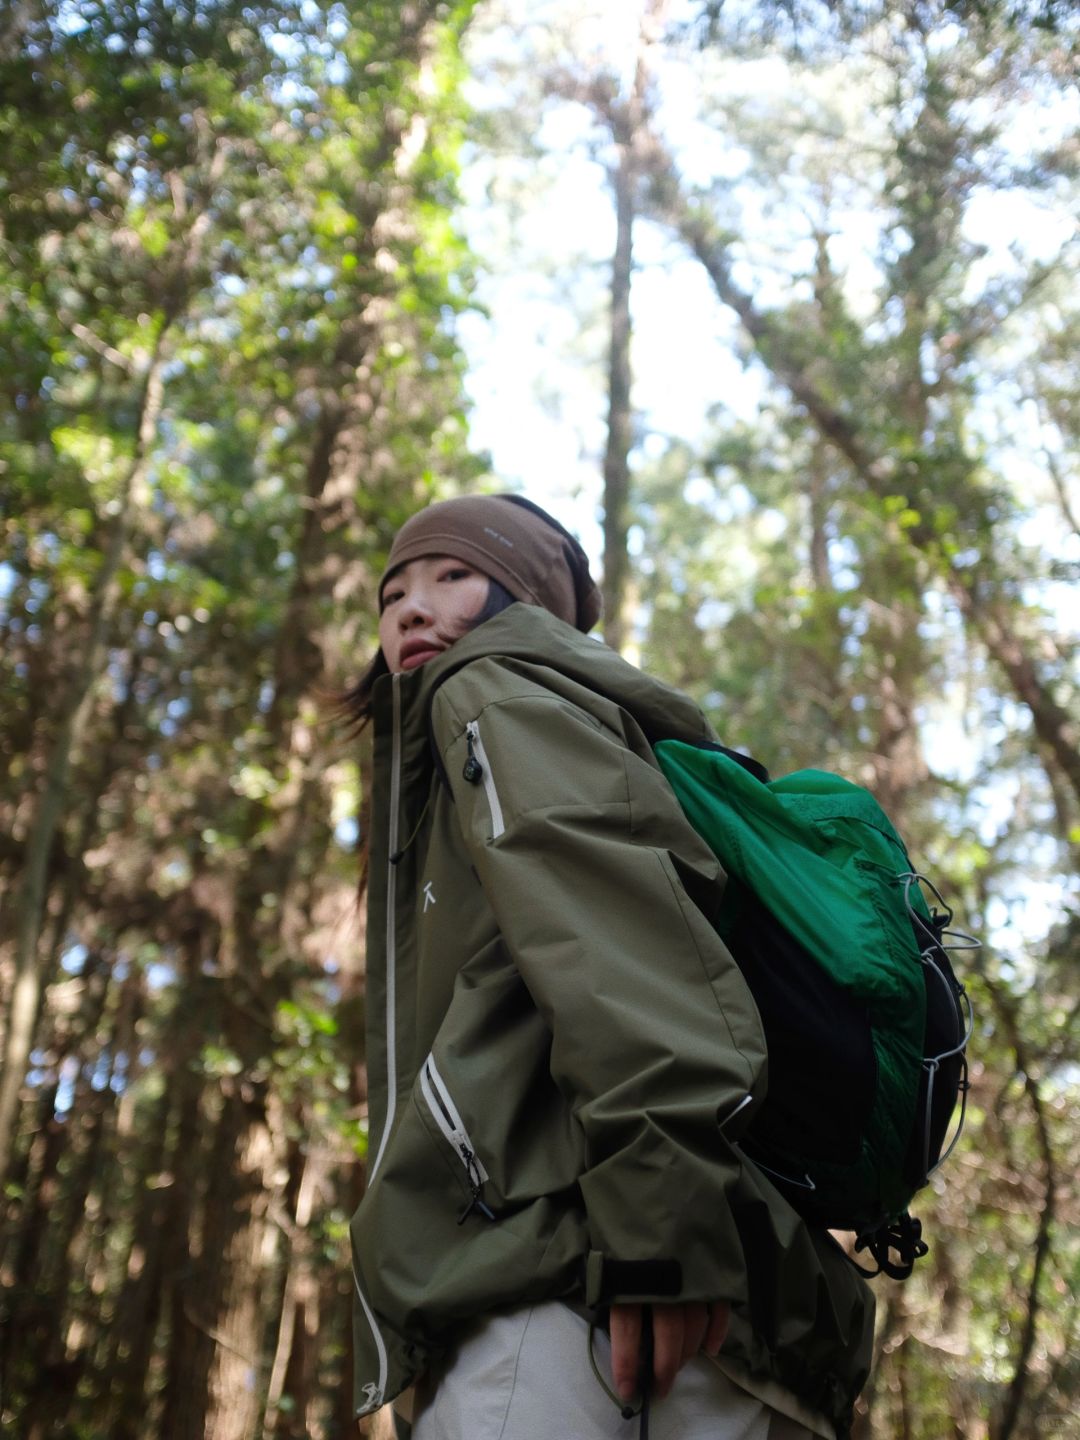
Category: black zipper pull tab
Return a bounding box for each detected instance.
[463,727,483,784]
[457,1190,496,1224]
[456,1147,495,1223]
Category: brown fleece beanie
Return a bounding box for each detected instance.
[380,495,602,633]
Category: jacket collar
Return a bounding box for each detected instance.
[373,603,713,747]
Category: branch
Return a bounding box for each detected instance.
[637,129,1080,808]
[182,1299,260,1367]
[58,312,134,374]
[639,129,891,480]
[931,255,1068,388]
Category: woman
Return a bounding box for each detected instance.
[347,494,873,1440]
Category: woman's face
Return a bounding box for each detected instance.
[379,554,491,673]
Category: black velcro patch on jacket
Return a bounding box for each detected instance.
[594,1258,682,1301]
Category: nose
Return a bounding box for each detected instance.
[397,586,434,628]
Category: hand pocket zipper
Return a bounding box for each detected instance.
[419,1054,495,1223]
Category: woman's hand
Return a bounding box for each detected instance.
[609,1300,730,1402]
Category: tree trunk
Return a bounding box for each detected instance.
[102,1086,172,1430]
[190,306,362,1440]
[948,576,1080,804]
[145,967,213,1440]
[162,1078,269,1440]
[189,13,455,1423]
[103,946,212,1439]
[850,1285,906,1440]
[203,1102,275,1440]
[0,1084,64,1403]
[601,140,635,654]
[78,965,145,1310]
[598,0,669,653]
[985,975,1057,1440]
[18,1084,112,1437]
[0,331,169,1189]
[806,441,834,598]
[263,1146,331,1438]
[0,948,111,1405]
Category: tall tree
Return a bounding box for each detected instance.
[594,0,670,651]
[0,2,480,1435]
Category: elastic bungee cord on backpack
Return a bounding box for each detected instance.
[904,874,978,1168]
[849,875,978,1281]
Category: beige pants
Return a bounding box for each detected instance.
[404,1302,816,1440]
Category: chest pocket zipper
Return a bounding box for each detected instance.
[420,1055,496,1223]
[463,720,505,840]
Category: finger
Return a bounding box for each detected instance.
[609,1303,643,1401]
[703,1301,731,1356]
[650,1305,684,1400]
[680,1301,708,1363]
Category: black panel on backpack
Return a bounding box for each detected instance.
[726,889,877,1170]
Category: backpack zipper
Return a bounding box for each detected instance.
[420,1055,495,1223]
[463,720,505,839]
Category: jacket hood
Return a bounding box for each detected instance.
[375,602,715,747]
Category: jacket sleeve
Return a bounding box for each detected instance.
[432,660,768,1308]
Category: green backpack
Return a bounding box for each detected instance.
[654,738,975,1279]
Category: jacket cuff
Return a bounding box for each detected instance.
[585,1251,683,1306]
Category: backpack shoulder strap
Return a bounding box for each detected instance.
[692,739,770,784]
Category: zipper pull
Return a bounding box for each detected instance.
[463,726,483,784]
[457,1189,496,1224]
[456,1146,495,1223]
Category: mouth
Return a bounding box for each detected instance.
[399,640,444,670]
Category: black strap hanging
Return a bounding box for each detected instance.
[851,1213,929,1281]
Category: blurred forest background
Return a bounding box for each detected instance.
[1,1,1077,1437]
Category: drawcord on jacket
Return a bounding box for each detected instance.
[389,789,435,865]
[586,1305,653,1438]
[638,1307,653,1440]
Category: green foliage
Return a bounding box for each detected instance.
[0,1,480,1434]
[1,1,1076,1436]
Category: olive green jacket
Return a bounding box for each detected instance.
[350,605,873,1434]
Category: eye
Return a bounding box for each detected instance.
[440,566,474,583]
[382,586,404,607]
